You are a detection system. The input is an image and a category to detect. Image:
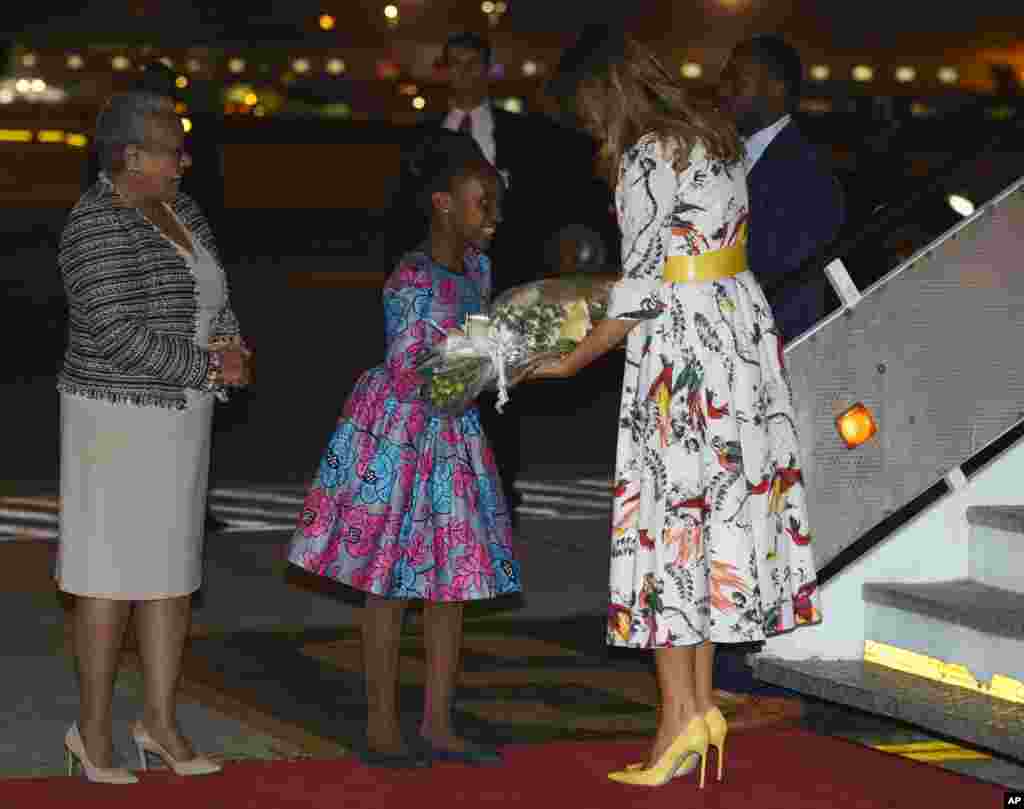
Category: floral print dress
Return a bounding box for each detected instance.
[606,135,821,648]
[288,249,520,601]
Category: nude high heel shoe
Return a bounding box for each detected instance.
[64,724,139,784]
[608,716,710,788]
[131,722,222,776]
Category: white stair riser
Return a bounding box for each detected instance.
[969,523,1024,595]
[864,602,1024,687]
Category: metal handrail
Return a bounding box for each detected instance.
[764,107,1023,304]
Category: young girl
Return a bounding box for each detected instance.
[288,131,516,768]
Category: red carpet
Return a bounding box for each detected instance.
[2,729,1003,808]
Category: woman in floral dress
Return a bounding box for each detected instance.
[537,29,821,788]
[289,132,517,767]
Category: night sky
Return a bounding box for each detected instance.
[4,2,1023,50]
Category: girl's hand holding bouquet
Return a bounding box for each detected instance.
[414,275,613,414]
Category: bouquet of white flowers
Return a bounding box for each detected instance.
[415,275,613,415]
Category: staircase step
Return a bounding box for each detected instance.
[754,657,1024,761]
[967,505,1024,533]
[863,579,1024,640]
[967,506,1024,594]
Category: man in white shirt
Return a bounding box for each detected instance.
[431,32,604,291]
[719,36,845,342]
[441,34,498,168]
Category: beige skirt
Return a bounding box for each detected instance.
[57,392,214,600]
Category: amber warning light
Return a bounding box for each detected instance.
[836,402,877,449]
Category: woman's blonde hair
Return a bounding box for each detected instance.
[574,36,743,183]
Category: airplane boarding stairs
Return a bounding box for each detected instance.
[752,176,1024,760]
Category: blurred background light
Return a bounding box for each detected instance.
[947,194,975,217]
[895,66,916,83]
[852,65,874,82]
[680,62,702,79]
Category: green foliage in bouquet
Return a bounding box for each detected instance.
[421,356,490,411]
[492,301,580,355]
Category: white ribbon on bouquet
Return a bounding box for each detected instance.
[426,317,529,414]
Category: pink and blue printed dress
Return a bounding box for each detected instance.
[288,249,520,602]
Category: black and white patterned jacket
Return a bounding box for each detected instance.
[56,178,240,410]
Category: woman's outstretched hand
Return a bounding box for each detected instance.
[529,355,578,380]
[531,318,639,381]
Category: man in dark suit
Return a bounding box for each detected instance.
[719,36,845,342]
[397,31,605,293]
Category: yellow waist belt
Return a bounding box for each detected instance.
[663,242,747,283]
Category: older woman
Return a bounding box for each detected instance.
[57,92,251,783]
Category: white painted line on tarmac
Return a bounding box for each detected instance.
[514,506,609,521]
[209,489,307,506]
[515,481,612,498]
[0,524,59,540]
[217,521,295,533]
[209,503,300,520]
[573,478,615,489]
[517,492,610,510]
[0,507,59,524]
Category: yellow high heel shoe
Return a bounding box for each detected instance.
[608,716,710,788]
[704,705,728,782]
[623,705,726,779]
[64,724,139,784]
[131,722,222,776]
